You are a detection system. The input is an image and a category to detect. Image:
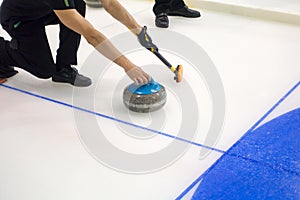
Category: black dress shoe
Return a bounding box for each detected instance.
[167,6,201,18]
[0,65,18,79]
[155,13,169,28]
[52,66,92,87]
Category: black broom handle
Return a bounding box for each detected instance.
[153,51,172,68]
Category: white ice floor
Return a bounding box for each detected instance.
[1,0,300,199]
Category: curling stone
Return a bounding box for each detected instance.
[123,79,167,113]
[85,0,103,8]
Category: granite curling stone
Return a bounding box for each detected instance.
[123,79,167,113]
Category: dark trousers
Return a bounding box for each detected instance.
[153,0,185,15]
[0,0,86,79]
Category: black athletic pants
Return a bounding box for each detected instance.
[153,0,185,16]
[0,0,86,79]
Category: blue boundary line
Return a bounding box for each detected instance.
[0,83,226,154]
[175,81,300,200]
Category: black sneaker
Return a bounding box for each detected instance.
[52,66,92,87]
[0,65,18,79]
[167,6,201,18]
[155,13,169,28]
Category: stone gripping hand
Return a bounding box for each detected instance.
[137,26,158,52]
[126,66,151,85]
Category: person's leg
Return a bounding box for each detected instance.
[44,0,91,86]
[0,5,19,80]
[153,0,200,28]
[51,0,91,86]
[0,17,56,79]
[0,38,18,79]
[168,0,201,18]
[169,0,185,11]
[55,0,86,71]
[153,0,170,28]
[1,14,91,86]
[153,0,170,16]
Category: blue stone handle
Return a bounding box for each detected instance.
[127,78,162,95]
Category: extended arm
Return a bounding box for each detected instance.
[100,0,142,34]
[100,0,158,50]
[54,9,150,85]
